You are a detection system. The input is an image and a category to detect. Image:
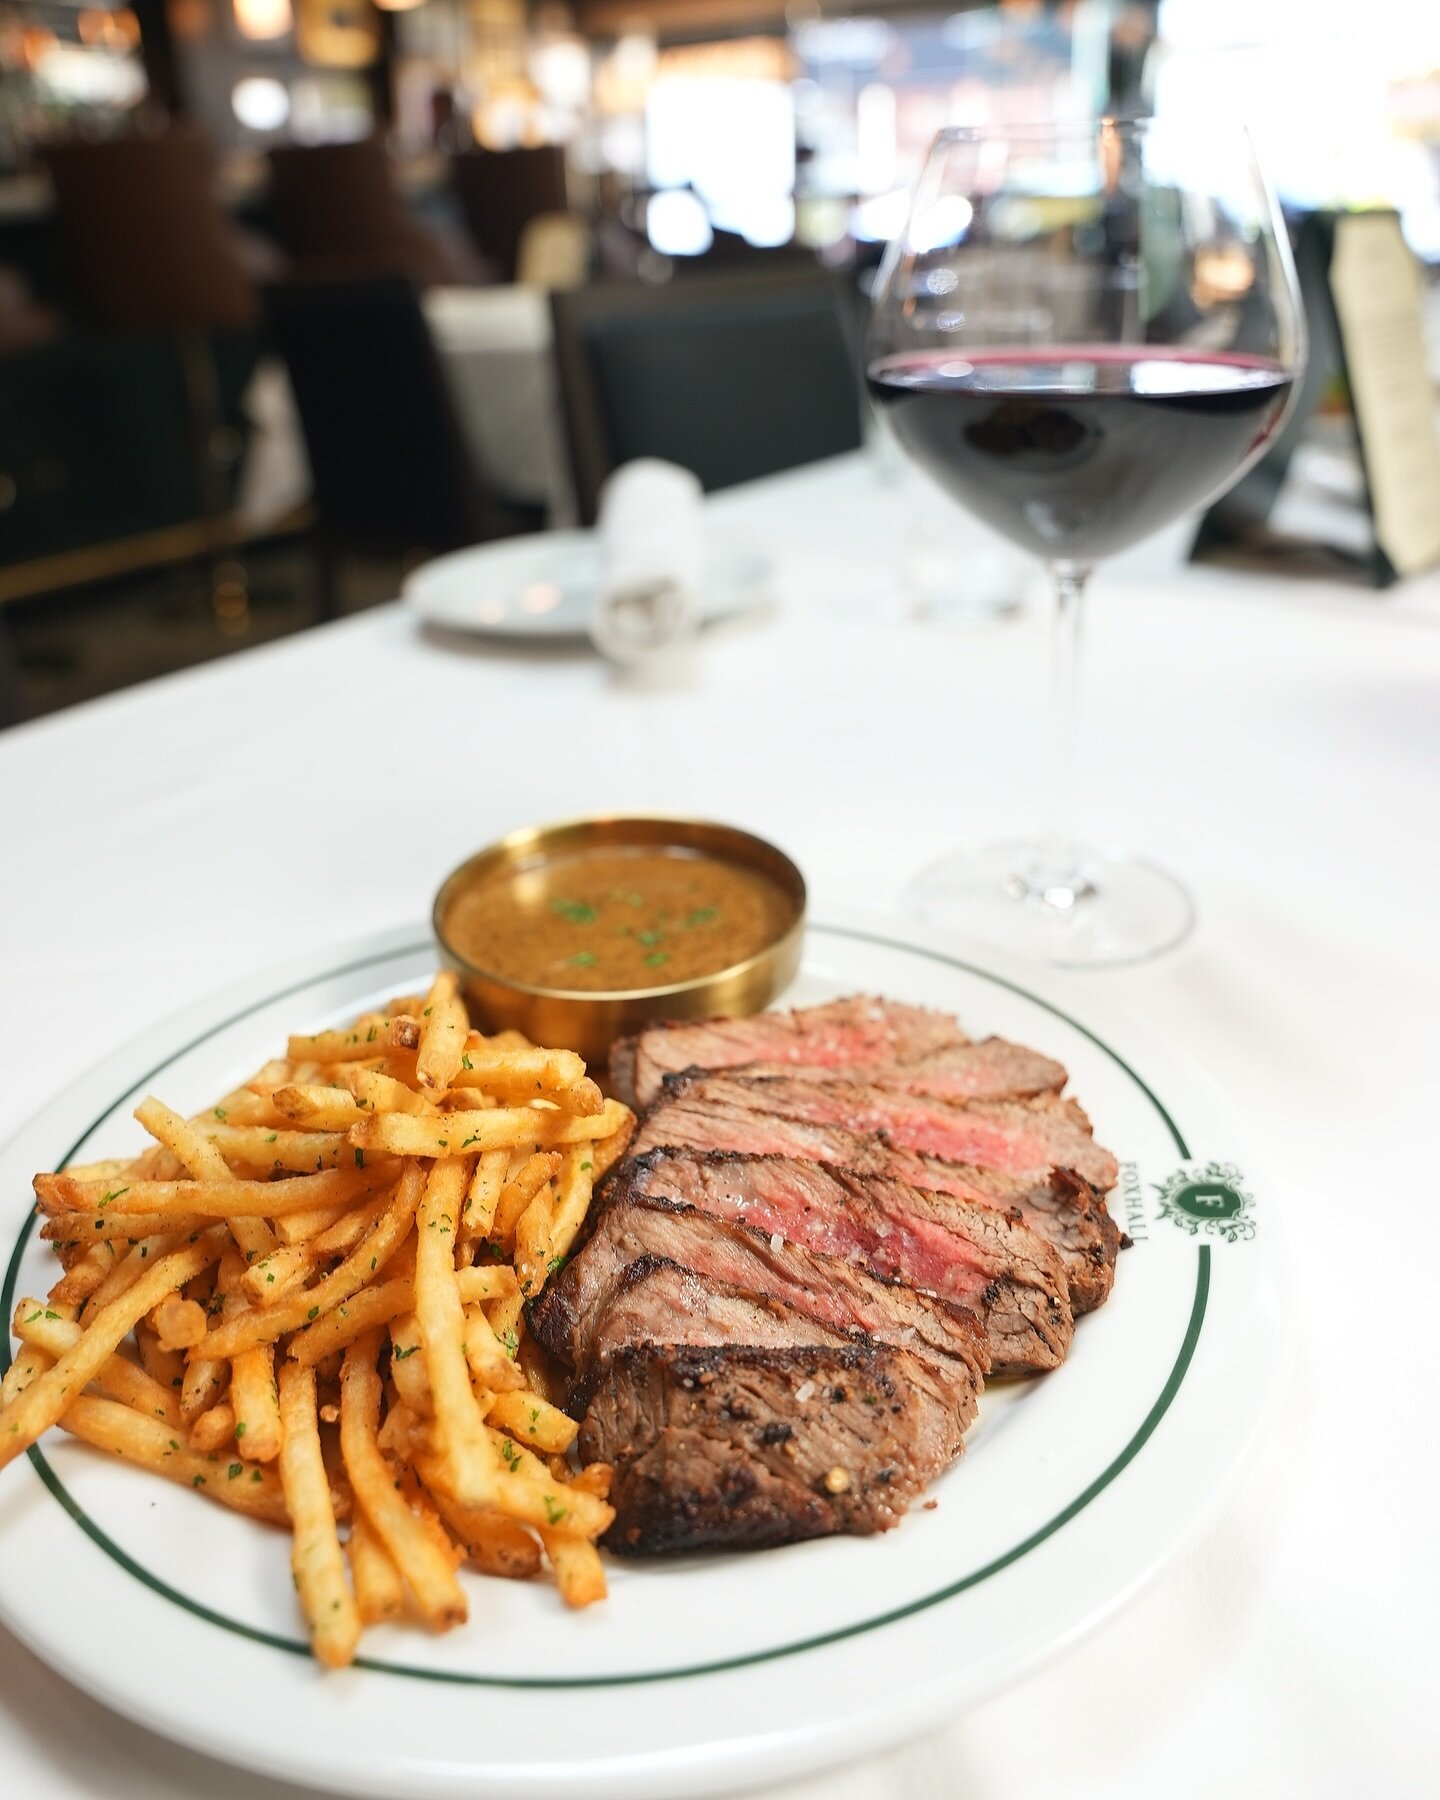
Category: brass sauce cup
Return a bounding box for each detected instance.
[433,816,806,1066]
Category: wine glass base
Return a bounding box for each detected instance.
[908,842,1195,970]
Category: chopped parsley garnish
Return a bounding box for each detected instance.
[580,1161,592,1172]
[192,1474,206,1487]
[499,1437,520,1469]
[500,1329,519,1358]
[461,1053,474,1071]
[542,1495,566,1525]
[227,1463,242,1480]
[568,951,597,968]
[636,928,664,947]
[307,1306,319,1320]
[354,1149,365,1168]
[644,952,668,968]
[98,1187,128,1209]
[235,1421,246,1438]
[550,898,597,924]
[392,1343,419,1360]
[684,906,719,927]
[213,1107,226,1121]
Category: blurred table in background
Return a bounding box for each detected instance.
[0,451,1436,1798]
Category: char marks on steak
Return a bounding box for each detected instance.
[630,1078,1119,1312]
[615,1150,1074,1375]
[532,1191,990,1402]
[610,995,967,1110]
[583,1342,963,1553]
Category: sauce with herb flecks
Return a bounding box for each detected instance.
[442,848,792,992]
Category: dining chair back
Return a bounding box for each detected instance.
[268,139,467,288]
[44,127,260,334]
[550,268,865,525]
[451,146,568,283]
[264,274,504,564]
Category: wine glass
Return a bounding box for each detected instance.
[867,117,1304,967]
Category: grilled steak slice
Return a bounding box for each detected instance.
[610,996,966,1110]
[531,1192,990,1402]
[616,1150,1073,1375]
[583,1342,963,1553]
[568,1254,851,1396]
[742,1037,1066,1103]
[629,1083,1118,1312]
[641,1073,1118,1193]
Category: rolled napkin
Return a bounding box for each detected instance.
[591,459,705,666]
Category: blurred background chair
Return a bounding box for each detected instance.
[268,140,478,288]
[264,273,543,613]
[43,127,272,628]
[451,146,568,284]
[550,269,866,525]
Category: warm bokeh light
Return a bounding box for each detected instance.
[232,0,291,38]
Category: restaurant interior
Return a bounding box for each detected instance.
[1,4,1438,1794]
[0,0,1436,723]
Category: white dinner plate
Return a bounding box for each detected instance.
[0,915,1288,1799]
[403,531,770,641]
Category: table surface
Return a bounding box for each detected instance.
[1,451,1435,1799]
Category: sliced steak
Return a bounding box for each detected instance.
[616,1150,1073,1376]
[742,1037,1067,1104]
[531,1192,990,1404]
[583,1342,963,1553]
[610,995,966,1110]
[629,1082,1118,1312]
[642,1072,1118,1193]
[568,1253,852,1394]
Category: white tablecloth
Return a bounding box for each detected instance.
[1,452,1436,1798]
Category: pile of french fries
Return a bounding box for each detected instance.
[1,972,634,1667]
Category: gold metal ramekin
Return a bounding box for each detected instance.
[432,815,807,1066]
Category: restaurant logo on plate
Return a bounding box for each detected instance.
[1154,1162,1256,1242]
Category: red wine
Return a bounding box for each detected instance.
[869,348,1292,562]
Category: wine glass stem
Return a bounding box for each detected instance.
[1038,559,1092,903]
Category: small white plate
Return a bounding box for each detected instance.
[404,531,771,642]
[0,915,1288,1800]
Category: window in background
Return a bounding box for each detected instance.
[1154,0,1440,260]
[644,38,796,249]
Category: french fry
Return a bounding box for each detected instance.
[484,1427,614,1539]
[412,1449,544,1580]
[347,1510,406,1624]
[286,1017,404,1064]
[37,1165,382,1221]
[415,1155,503,1509]
[193,1124,355,1175]
[288,1264,517,1366]
[82,1235,192,1317]
[540,1531,607,1609]
[278,1361,361,1668]
[48,1242,119,1308]
[0,1233,226,1472]
[197,1165,422,1358]
[189,1401,237,1453]
[387,1312,433,1417]
[448,1039,598,1107]
[11,1305,181,1427]
[232,1343,282,1462]
[336,1067,436,1117]
[461,1149,509,1240]
[547,1146,598,1270]
[150,1295,210,1351]
[0,1343,52,1408]
[460,1303,526,1393]
[490,1152,561,1248]
[485,1388,578,1456]
[59,1395,288,1522]
[134,1097,233,1181]
[338,1332,466,1631]
[350,1099,632,1161]
[39,1212,210,1248]
[512,1187,557,1299]
[414,972,467,1092]
[270,1085,370,1132]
